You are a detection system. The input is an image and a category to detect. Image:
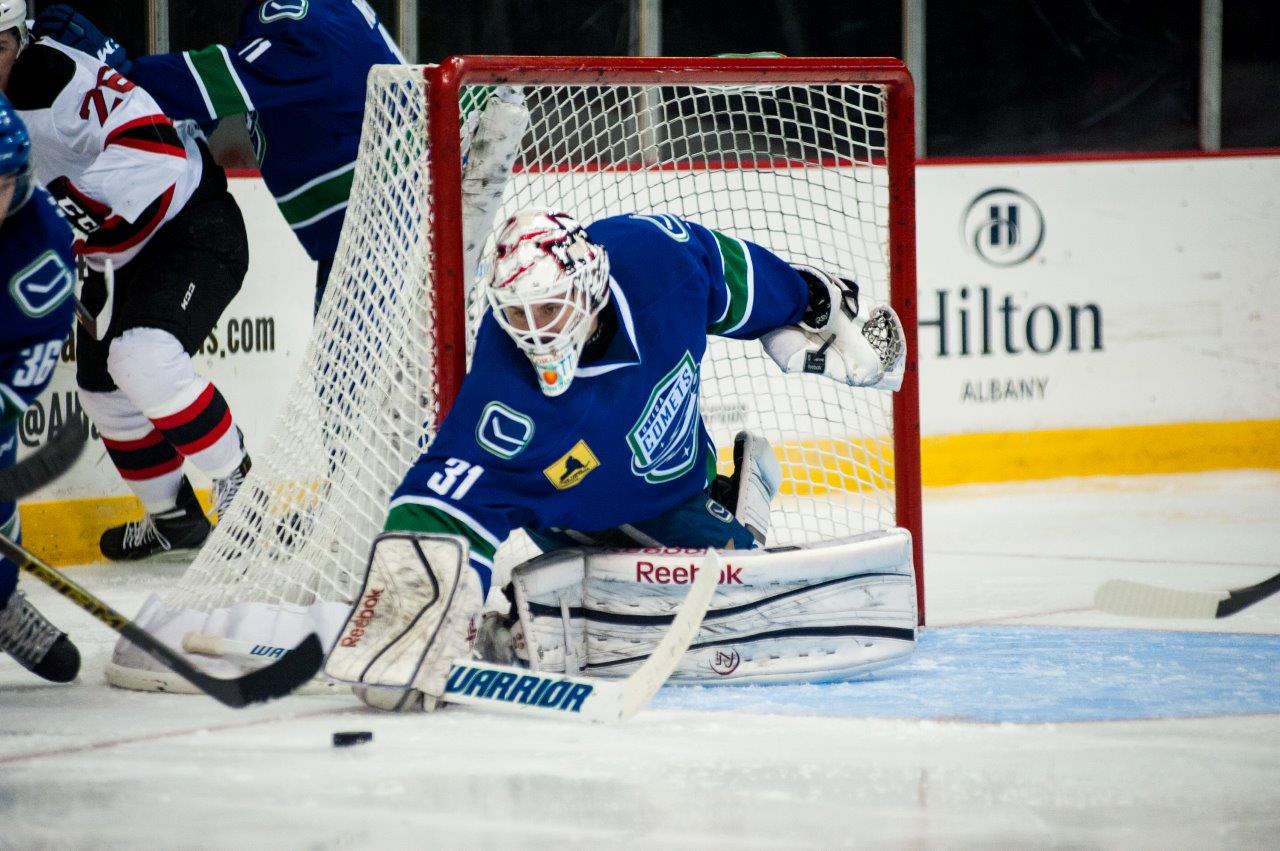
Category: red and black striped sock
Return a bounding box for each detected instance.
[100,429,185,511]
[150,381,244,479]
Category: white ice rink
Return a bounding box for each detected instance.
[3,470,1278,848]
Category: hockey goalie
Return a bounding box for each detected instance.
[325,207,919,711]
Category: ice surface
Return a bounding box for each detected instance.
[2,471,1278,848]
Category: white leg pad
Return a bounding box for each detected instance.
[510,530,918,685]
[324,533,482,708]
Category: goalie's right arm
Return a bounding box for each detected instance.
[761,265,906,391]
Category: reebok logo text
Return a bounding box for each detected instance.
[339,588,383,647]
[635,562,742,584]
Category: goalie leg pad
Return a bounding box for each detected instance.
[324,533,482,710]
[510,530,918,685]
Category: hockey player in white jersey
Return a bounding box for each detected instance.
[0,3,254,561]
[325,209,917,711]
[34,0,405,311]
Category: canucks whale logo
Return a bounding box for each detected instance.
[627,351,701,484]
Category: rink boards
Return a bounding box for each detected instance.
[12,152,1280,565]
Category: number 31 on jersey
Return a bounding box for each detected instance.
[426,458,484,500]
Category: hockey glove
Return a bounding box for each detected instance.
[761,264,905,391]
[33,6,132,74]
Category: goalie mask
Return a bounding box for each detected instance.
[484,209,611,397]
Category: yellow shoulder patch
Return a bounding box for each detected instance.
[543,440,600,490]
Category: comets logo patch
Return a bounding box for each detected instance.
[626,352,701,484]
[543,440,600,490]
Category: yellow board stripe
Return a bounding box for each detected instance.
[18,419,1279,567]
[19,491,213,568]
[920,418,1280,487]
[719,418,1280,494]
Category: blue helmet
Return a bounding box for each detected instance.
[0,91,33,216]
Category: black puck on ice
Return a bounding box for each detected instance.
[332,730,373,747]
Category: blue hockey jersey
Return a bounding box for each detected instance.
[1,187,76,425]
[389,214,810,589]
[124,0,403,262]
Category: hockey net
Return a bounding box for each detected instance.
[106,57,921,692]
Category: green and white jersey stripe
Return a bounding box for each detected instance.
[706,229,756,335]
[274,162,356,230]
[386,496,499,570]
[183,45,256,121]
[0,505,18,537]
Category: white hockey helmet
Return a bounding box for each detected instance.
[0,0,28,48]
[483,209,611,397]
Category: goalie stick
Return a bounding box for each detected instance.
[0,533,323,707]
[0,417,89,502]
[187,549,723,722]
[1095,571,1280,620]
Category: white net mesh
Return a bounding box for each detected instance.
[159,63,903,618]
[164,68,437,612]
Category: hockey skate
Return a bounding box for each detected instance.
[100,476,211,561]
[0,589,81,683]
[213,452,252,523]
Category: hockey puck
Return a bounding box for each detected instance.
[332,731,373,747]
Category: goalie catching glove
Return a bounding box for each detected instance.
[323,533,482,712]
[761,265,906,391]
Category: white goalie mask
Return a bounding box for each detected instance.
[483,209,611,397]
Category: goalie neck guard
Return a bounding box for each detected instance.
[483,209,611,397]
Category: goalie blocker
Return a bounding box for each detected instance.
[502,529,918,684]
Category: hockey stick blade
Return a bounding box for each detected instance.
[1095,570,1280,619]
[0,417,89,502]
[0,532,323,707]
[440,548,721,723]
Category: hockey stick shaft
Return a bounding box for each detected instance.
[1216,570,1280,617]
[0,532,323,707]
[183,632,292,666]
[0,417,89,502]
[619,547,721,719]
[193,548,721,721]
[445,548,721,722]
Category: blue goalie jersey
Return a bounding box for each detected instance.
[389,214,811,590]
[124,0,404,262]
[1,188,76,425]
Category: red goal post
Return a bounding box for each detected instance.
[424,56,923,621]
